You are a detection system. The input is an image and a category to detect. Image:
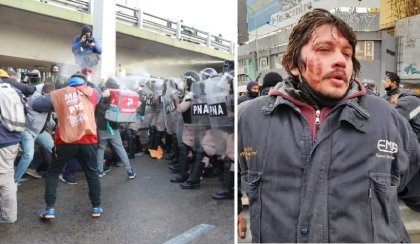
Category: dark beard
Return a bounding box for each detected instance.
[298,76,350,108]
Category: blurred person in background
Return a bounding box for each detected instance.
[238,81,259,104]
[260,72,283,96]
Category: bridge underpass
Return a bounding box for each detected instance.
[0,0,234,79]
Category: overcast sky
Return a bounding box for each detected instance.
[118,0,237,41]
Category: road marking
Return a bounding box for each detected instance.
[163,223,215,244]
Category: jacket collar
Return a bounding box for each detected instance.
[262,77,370,133]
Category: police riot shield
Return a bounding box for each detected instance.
[140,79,156,130]
[153,78,164,112]
[149,78,165,131]
[115,75,142,92]
[204,73,234,155]
[190,78,214,151]
[163,78,184,146]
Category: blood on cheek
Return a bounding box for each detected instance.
[304,57,323,89]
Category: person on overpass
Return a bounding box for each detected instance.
[72,25,102,68]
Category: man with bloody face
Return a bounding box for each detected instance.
[238,9,420,242]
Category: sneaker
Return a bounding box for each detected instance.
[103,165,111,174]
[98,172,106,178]
[128,169,136,179]
[25,169,42,179]
[135,152,145,157]
[40,208,56,219]
[91,207,103,218]
[59,175,77,185]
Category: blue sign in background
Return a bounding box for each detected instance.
[247,0,280,32]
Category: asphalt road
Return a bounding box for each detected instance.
[0,154,234,243]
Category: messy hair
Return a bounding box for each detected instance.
[42,82,56,95]
[282,8,360,77]
[385,71,400,86]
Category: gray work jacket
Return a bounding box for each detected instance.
[26,84,55,137]
[238,78,420,242]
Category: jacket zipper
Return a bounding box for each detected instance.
[315,109,320,134]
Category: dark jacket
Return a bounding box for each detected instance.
[237,93,257,104]
[260,87,271,96]
[395,91,420,143]
[95,96,118,131]
[25,84,55,137]
[238,78,420,242]
[46,74,67,88]
[382,87,399,102]
[2,77,36,97]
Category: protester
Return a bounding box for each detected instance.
[238,81,259,104]
[46,64,66,89]
[260,72,282,96]
[362,79,377,96]
[32,73,103,219]
[0,69,36,97]
[0,77,25,223]
[95,78,136,179]
[382,72,400,102]
[238,8,420,242]
[394,90,420,143]
[14,83,55,184]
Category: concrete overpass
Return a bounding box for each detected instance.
[0,0,234,78]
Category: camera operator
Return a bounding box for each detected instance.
[72,24,102,68]
[28,70,41,85]
[0,69,36,97]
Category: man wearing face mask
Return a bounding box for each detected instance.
[238,81,259,104]
[238,8,420,242]
[46,64,66,89]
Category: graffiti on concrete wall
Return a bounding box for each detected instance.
[404,64,420,75]
[399,37,420,79]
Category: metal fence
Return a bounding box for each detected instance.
[37,0,234,54]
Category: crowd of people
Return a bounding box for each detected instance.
[0,24,235,223]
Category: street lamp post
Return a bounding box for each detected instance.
[239,1,259,81]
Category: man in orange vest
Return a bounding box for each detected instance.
[32,72,102,219]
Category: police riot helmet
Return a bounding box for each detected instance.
[223,60,234,73]
[199,68,217,80]
[182,70,200,91]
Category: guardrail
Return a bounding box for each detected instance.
[37,0,234,54]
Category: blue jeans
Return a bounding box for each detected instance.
[14,131,54,183]
[97,129,133,174]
